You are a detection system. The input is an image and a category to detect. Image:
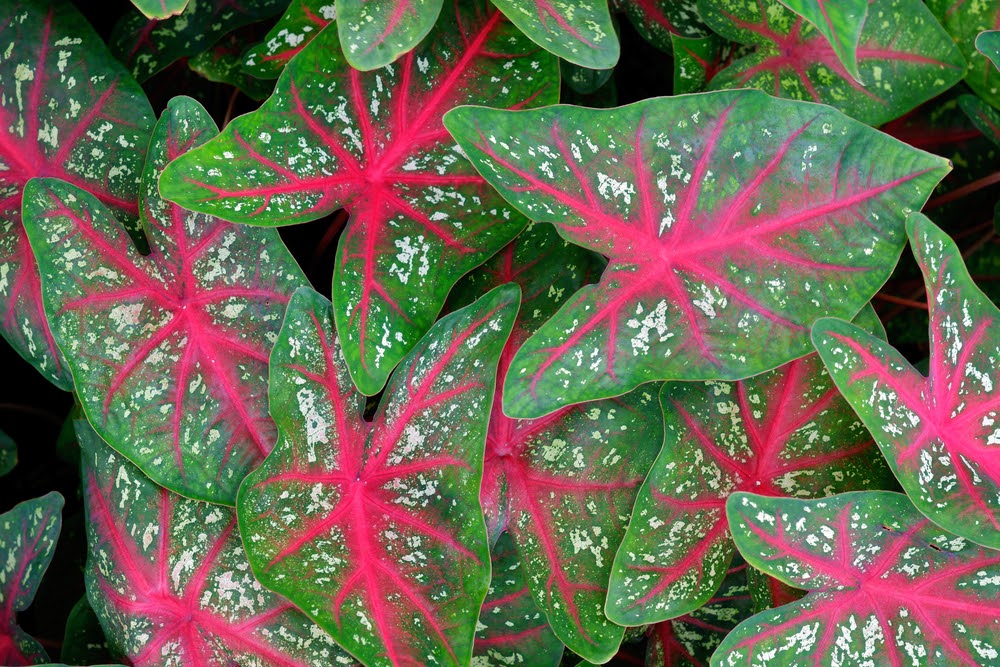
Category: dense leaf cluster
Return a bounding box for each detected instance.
[1,0,999,666]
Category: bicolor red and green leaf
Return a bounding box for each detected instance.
[110,0,288,81]
[605,307,891,626]
[450,222,662,662]
[22,97,307,504]
[242,0,336,79]
[715,491,1000,666]
[0,491,63,666]
[128,0,189,20]
[189,33,275,101]
[617,0,708,54]
[670,33,730,94]
[776,0,867,82]
[335,0,441,71]
[78,423,356,667]
[644,561,752,667]
[444,90,950,419]
[237,285,518,666]
[0,0,154,390]
[700,0,966,126]
[928,1,1000,110]
[489,0,618,69]
[160,0,557,397]
[813,214,1000,549]
[474,531,565,667]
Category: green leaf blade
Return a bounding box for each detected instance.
[813,214,1000,549]
[23,97,307,504]
[490,0,619,69]
[445,91,950,418]
[238,284,519,666]
[776,0,868,82]
[337,0,442,70]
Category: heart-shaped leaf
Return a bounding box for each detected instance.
[22,96,307,504]
[959,94,1000,148]
[813,214,1000,549]
[77,422,356,667]
[0,491,63,666]
[700,0,966,126]
[0,0,154,390]
[928,2,1000,111]
[489,0,618,69]
[336,0,441,70]
[645,562,752,667]
[451,223,661,662]
[129,0,189,19]
[242,0,336,79]
[475,531,564,667]
[238,284,518,666]
[716,491,1000,666]
[160,0,557,396]
[618,0,708,54]
[776,0,868,82]
[189,34,275,101]
[111,0,288,82]
[979,30,1000,71]
[606,307,891,626]
[445,90,950,418]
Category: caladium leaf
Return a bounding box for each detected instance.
[77,423,356,667]
[160,1,557,396]
[129,0,190,19]
[451,223,661,662]
[490,0,618,69]
[699,0,966,126]
[445,90,950,419]
[645,562,752,667]
[979,30,1000,70]
[0,0,154,390]
[605,306,891,626]
[237,284,518,667]
[959,94,1000,148]
[337,0,441,70]
[110,0,288,82]
[617,0,708,54]
[746,565,805,613]
[775,0,867,82]
[22,97,307,504]
[59,596,116,666]
[475,531,564,667]
[670,33,728,94]
[562,60,615,96]
[716,491,1000,666]
[813,214,1000,549]
[0,429,15,476]
[0,491,63,666]
[928,2,1000,111]
[189,34,276,101]
[242,0,336,79]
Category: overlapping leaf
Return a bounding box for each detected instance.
[0,491,62,666]
[77,423,355,667]
[129,0,189,19]
[716,491,1000,666]
[617,0,707,54]
[0,429,15,476]
[242,0,335,78]
[189,34,275,101]
[474,531,564,667]
[979,30,1000,70]
[451,223,661,662]
[22,97,306,504]
[776,0,867,82]
[605,307,891,626]
[238,285,518,666]
[670,34,728,94]
[928,2,1000,110]
[110,0,288,81]
[644,562,751,667]
[445,90,950,418]
[700,0,965,126]
[161,0,557,396]
[337,0,441,70]
[813,214,1000,549]
[0,0,154,389]
[959,94,1000,147]
[489,0,618,69]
